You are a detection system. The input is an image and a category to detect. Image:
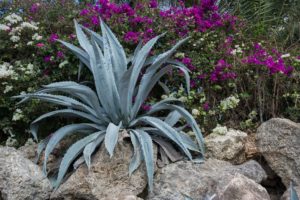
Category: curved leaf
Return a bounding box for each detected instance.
[57,40,91,71]
[101,20,127,83]
[132,129,154,191]
[15,93,98,117]
[90,37,120,123]
[81,25,103,48]
[43,123,99,175]
[74,20,93,55]
[130,116,192,160]
[129,131,143,175]
[83,131,106,169]
[119,34,163,120]
[152,137,183,162]
[30,109,106,142]
[132,63,189,118]
[164,110,182,126]
[43,81,104,115]
[104,122,122,157]
[147,103,205,155]
[55,132,100,188]
[35,135,51,163]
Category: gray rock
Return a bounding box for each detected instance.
[205,129,247,164]
[257,118,300,187]
[0,146,52,200]
[218,174,270,200]
[18,138,38,162]
[148,158,267,200]
[19,136,78,173]
[51,141,156,200]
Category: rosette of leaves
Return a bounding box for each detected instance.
[14,20,204,190]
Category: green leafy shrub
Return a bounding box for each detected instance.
[1,0,299,145]
[14,20,204,190]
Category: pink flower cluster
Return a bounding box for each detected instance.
[243,43,294,75]
[49,33,59,43]
[30,3,40,13]
[210,59,237,82]
[159,0,236,36]
[124,31,140,43]
[181,57,196,71]
[78,0,236,43]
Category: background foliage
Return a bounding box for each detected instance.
[0,0,299,145]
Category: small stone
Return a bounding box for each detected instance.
[205,129,248,164]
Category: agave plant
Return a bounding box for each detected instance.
[14,19,204,190]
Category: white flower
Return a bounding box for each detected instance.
[12,109,24,121]
[59,60,69,68]
[4,13,23,24]
[27,63,34,70]
[220,95,240,111]
[230,45,243,55]
[192,108,200,116]
[5,137,18,147]
[231,49,237,55]
[20,22,38,30]
[161,95,168,99]
[3,85,13,93]
[32,33,42,40]
[10,35,20,42]
[212,124,228,135]
[27,41,33,46]
[281,53,290,58]
[0,24,10,31]
[174,52,185,59]
[178,96,188,102]
[25,63,35,75]
[0,62,14,79]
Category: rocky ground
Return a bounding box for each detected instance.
[0,118,299,200]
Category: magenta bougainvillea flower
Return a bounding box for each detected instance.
[243,43,294,75]
[43,55,51,62]
[49,34,59,43]
[210,59,237,82]
[149,0,158,8]
[56,51,64,59]
[36,43,45,48]
[30,3,40,13]
[124,31,140,43]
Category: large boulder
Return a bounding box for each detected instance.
[0,146,52,200]
[218,174,270,200]
[148,158,268,200]
[51,141,156,200]
[205,129,248,164]
[257,118,300,187]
